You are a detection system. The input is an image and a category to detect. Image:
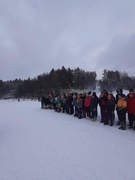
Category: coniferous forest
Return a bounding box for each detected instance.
[0,66,135,99]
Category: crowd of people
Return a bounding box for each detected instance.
[40,88,135,131]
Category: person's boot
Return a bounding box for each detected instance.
[121,126,126,130]
[93,116,97,121]
[128,125,133,129]
[116,121,120,125]
[120,121,126,130]
[110,122,113,126]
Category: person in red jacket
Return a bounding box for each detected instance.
[127,92,135,129]
[83,92,92,118]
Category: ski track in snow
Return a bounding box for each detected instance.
[0,99,135,180]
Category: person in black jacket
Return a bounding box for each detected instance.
[90,92,99,121]
[115,89,123,125]
[66,93,74,115]
[41,96,45,108]
[105,93,115,126]
[99,91,108,123]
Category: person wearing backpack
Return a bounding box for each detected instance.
[116,94,127,130]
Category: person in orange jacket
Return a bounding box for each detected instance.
[116,94,127,130]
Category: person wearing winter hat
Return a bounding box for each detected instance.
[99,91,108,123]
[77,94,83,119]
[90,92,99,121]
[127,89,134,98]
[115,89,123,125]
[103,89,108,97]
[116,94,127,130]
[72,93,78,117]
[129,89,134,93]
[105,93,115,126]
[83,92,92,118]
[127,92,135,130]
[116,89,123,103]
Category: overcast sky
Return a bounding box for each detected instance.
[0,0,135,81]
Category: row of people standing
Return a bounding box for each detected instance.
[93,88,135,130]
[41,88,135,131]
[115,88,135,130]
[41,91,99,120]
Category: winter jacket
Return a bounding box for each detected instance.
[73,98,78,107]
[77,99,83,109]
[116,98,127,112]
[127,97,135,114]
[84,96,91,107]
[99,96,108,108]
[106,99,115,112]
[60,97,67,105]
[66,95,73,106]
[91,95,99,111]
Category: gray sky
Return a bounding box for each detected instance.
[0,0,135,81]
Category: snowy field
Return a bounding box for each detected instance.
[0,99,135,180]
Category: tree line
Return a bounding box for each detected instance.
[0,67,135,99]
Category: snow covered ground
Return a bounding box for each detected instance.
[0,98,135,180]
